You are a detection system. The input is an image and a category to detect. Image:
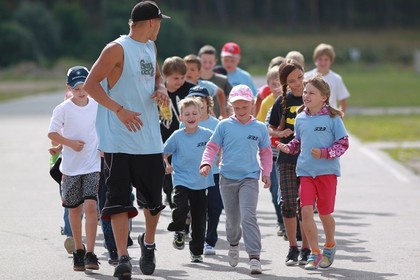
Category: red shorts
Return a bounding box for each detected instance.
[299,174,337,215]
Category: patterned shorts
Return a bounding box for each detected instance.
[278,163,300,218]
[61,172,100,208]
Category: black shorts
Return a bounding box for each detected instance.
[101,153,165,220]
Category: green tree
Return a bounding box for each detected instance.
[0,22,37,66]
[13,1,60,61]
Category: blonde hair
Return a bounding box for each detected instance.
[313,43,335,63]
[162,56,187,77]
[266,65,280,84]
[268,56,285,70]
[285,51,305,67]
[178,97,202,114]
[298,76,343,118]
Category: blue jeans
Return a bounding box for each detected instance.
[269,160,283,225]
[63,207,72,236]
[205,174,223,247]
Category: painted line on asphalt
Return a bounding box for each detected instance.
[360,146,410,183]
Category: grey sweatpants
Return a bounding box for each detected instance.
[220,176,261,256]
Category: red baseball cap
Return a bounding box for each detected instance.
[221,42,241,58]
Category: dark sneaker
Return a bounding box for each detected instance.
[85,252,100,270]
[285,246,299,266]
[108,249,119,265]
[173,231,185,250]
[298,248,311,265]
[113,255,132,279]
[73,249,86,271]
[138,233,156,275]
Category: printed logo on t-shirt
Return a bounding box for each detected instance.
[247,135,258,141]
[314,127,326,131]
[140,59,154,77]
[197,141,207,147]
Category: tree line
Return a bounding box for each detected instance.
[0,0,418,67]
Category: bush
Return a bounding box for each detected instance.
[156,12,194,60]
[0,22,37,67]
[13,2,60,60]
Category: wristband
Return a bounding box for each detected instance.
[116,105,123,114]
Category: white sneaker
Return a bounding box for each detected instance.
[64,236,75,254]
[228,245,239,267]
[249,259,262,274]
[204,243,216,255]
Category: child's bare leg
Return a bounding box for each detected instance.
[69,205,83,250]
[84,199,98,252]
[301,205,319,251]
[283,217,298,246]
[319,214,335,245]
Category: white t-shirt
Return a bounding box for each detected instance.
[305,69,350,109]
[48,97,100,176]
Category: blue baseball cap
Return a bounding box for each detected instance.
[187,86,209,97]
[67,66,89,88]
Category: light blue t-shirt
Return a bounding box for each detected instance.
[210,117,270,180]
[164,127,214,190]
[96,35,163,154]
[180,116,220,174]
[294,112,348,177]
[197,80,218,97]
[227,67,257,96]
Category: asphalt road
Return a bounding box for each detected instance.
[0,91,419,280]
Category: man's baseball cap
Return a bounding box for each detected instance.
[221,42,241,58]
[187,86,210,97]
[131,1,170,22]
[66,66,89,89]
[229,84,254,103]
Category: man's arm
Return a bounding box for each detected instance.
[83,43,143,132]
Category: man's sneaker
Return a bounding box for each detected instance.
[249,259,262,274]
[113,255,132,279]
[204,243,216,255]
[108,249,119,265]
[85,252,100,270]
[73,249,86,271]
[298,248,311,265]
[190,252,203,263]
[320,245,336,268]
[305,253,322,270]
[285,246,299,266]
[173,231,185,250]
[228,245,239,267]
[138,233,156,275]
[64,236,75,254]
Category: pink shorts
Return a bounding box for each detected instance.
[299,174,337,215]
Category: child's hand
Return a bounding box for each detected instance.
[199,165,211,176]
[69,140,85,151]
[311,148,321,159]
[280,128,294,138]
[276,142,290,153]
[262,176,271,188]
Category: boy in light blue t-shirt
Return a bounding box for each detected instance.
[163,97,214,263]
